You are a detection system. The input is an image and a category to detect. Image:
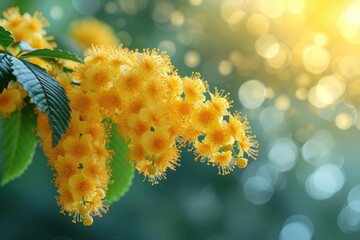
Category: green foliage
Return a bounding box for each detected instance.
[19,48,82,63]
[10,57,71,147]
[107,124,134,204]
[0,26,15,50]
[1,104,37,185]
[0,53,13,92]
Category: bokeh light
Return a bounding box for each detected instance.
[268,138,298,172]
[184,51,201,68]
[279,215,314,240]
[238,80,266,109]
[305,164,345,200]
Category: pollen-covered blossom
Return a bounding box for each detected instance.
[76,45,258,184]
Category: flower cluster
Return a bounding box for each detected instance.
[0,7,54,116]
[0,82,27,117]
[0,8,258,226]
[75,46,258,184]
[37,66,112,226]
[0,7,55,49]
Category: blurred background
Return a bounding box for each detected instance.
[1,0,360,239]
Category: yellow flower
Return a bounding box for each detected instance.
[127,113,151,139]
[166,74,183,98]
[69,17,119,48]
[183,75,206,103]
[209,151,235,175]
[79,121,105,142]
[1,7,54,49]
[209,89,232,115]
[238,134,259,160]
[65,111,81,137]
[141,130,172,154]
[69,89,96,113]
[194,140,213,162]
[205,123,233,151]
[96,88,122,115]
[83,64,113,91]
[54,154,82,185]
[139,107,166,129]
[114,71,144,96]
[128,142,146,162]
[192,102,222,131]
[228,114,245,141]
[144,77,167,103]
[68,174,97,200]
[56,187,77,213]
[134,49,172,76]
[82,157,110,185]
[125,96,147,114]
[109,47,134,69]
[155,147,179,172]
[63,134,93,159]
[0,88,21,116]
[172,98,194,119]
[82,45,112,66]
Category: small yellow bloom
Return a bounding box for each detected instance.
[194,141,213,161]
[63,134,93,159]
[228,114,245,141]
[209,89,232,115]
[79,122,105,142]
[142,130,172,154]
[82,156,109,183]
[69,174,96,200]
[0,88,21,116]
[192,102,222,131]
[83,64,113,90]
[209,151,235,175]
[183,75,206,103]
[54,154,82,185]
[206,122,233,150]
[114,71,144,95]
[69,89,96,113]
[96,88,122,115]
[127,113,150,139]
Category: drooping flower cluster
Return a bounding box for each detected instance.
[36,66,112,226]
[0,8,112,226]
[0,8,258,226]
[75,45,258,184]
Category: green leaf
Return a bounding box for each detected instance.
[19,49,82,63]
[1,104,37,185]
[0,53,14,92]
[10,57,71,147]
[0,26,15,50]
[107,124,134,204]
